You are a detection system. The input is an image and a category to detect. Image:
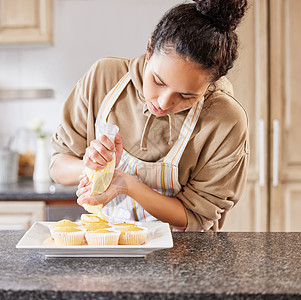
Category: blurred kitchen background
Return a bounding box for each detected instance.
[0,0,300,232]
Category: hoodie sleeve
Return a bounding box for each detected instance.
[176,90,250,232]
[50,62,97,167]
[50,58,129,167]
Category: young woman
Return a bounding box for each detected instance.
[50,0,249,231]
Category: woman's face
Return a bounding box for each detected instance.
[143,50,211,117]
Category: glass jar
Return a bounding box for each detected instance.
[11,128,37,178]
[0,148,19,184]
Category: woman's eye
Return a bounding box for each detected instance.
[153,77,164,86]
[179,94,191,100]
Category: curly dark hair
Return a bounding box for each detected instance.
[148,0,248,82]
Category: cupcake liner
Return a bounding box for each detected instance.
[52,228,86,246]
[116,226,148,245]
[85,229,121,246]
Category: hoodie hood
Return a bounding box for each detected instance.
[129,54,146,104]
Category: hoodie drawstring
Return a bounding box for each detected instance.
[140,113,154,151]
[168,114,176,145]
[140,113,176,151]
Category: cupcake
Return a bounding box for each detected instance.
[85,228,121,246]
[116,225,148,245]
[51,226,86,246]
[49,219,81,238]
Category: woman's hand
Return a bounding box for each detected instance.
[76,170,129,206]
[83,133,123,171]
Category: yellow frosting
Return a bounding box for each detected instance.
[83,223,111,231]
[114,222,137,227]
[80,214,108,224]
[82,203,108,221]
[117,225,143,232]
[54,226,83,233]
[49,219,79,228]
[80,220,108,227]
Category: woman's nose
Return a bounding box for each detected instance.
[158,93,175,110]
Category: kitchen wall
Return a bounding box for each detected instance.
[0,0,182,146]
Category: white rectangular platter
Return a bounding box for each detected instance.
[16,221,173,258]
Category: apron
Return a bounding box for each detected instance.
[95,72,203,224]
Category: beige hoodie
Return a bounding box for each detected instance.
[51,54,249,231]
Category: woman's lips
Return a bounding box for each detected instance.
[150,103,168,115]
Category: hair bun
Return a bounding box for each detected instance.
[193,0,248,32]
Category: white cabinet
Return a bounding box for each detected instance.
[0,0,53,44]
[0,201,45,230]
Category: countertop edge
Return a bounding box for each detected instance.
[1,290,300,299]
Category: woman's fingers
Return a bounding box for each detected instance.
[84,147,106,169]
[77,170,127,207]
[114,132,123,167]
[81,196,100,205]
[78,174,89,188]
[90,138,114,162]
[83,136,115,170]
[76,182,92,197]
[77,191,99,206]
[77,190,91,205]
[98,135,115,152]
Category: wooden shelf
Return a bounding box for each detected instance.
[0,89,54,101]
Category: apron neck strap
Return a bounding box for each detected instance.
[97,72,131,121]
[163,98,204,166]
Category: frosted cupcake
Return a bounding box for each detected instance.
[49,219,81,238]
[52,226,86,246]
[85,228,121,246]
[116,225,148,245]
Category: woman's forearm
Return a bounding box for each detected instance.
[124,173,188,230]
[50,154,85,186]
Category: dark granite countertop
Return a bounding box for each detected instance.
[0,179,77,200]
[0,231,300,299]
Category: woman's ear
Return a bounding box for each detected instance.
[146,38,153,62]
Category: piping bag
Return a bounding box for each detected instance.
[82,121,119,219]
